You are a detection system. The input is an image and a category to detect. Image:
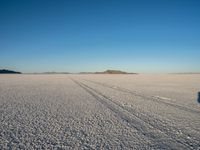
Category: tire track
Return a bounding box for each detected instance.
[83,79,200,134]
[83,79,200,115]
[70,77,195,150]
[80,79,200,149]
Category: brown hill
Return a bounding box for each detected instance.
[95,70,137,74]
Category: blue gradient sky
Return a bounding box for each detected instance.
[0,0,200,73]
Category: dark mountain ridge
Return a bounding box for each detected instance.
[0,69,21,74]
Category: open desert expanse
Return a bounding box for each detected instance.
[0,74,200,149]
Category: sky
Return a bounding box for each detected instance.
[0,0,200,73]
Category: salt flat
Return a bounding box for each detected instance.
[0,74,200,149]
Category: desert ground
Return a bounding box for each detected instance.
[0,74,200,149]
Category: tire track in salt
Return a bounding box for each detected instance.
[83,79,200,115]
[81,79,200,149]
[70,77,192,150]
[83,79,200,136]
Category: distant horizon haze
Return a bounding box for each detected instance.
[0,0,200,73]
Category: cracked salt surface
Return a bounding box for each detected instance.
[0,74,200,149]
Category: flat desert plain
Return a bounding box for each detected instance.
[0,74,200,149]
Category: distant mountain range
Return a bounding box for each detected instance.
[0,69,137,74]
[170,72,200,74]
[42,72,70,74]
[0,69,21,74]
[80,70,137,74]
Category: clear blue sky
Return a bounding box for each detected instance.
[0,0,200,73]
